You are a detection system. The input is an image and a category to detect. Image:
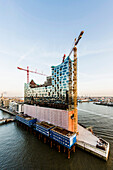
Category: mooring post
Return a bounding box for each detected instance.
[30,128,32,134]
[58,145,60,152]
[39,133,41,140]
[44,137,46,143]
[73,145,75,152]
[68,149,70,159]
[34,131,36,136]
[64,146,66,153]
[50,140,52,148]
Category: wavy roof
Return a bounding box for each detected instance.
[51,56,73,68]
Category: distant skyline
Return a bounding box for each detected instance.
[0,0,113,97]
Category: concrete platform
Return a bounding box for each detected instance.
[77,124,110,161]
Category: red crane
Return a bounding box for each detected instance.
[17,66,48,84]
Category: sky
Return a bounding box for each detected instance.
[0,0,113,97]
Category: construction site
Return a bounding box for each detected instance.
[16,31,110,160]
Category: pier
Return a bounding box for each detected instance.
[16,116,76,159]
[0,117,15,125]
[15,114,109,161]
[77,124,109,161]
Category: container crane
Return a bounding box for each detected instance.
[17,66,48,84]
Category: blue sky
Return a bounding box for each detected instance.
[0,0,113,97]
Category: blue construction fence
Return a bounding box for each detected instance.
[16,115,76,149]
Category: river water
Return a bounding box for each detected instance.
[0,103,113,170]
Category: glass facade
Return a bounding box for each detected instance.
[25,85,52,98]
[24,56,72,108]
[51,56,71,98]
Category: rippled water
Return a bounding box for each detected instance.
[0,103,113,170]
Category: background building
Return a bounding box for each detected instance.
[9,101,24,113]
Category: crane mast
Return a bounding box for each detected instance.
[27,66,29,84]
[69,31,84,133]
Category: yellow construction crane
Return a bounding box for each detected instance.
[68,31,84,133]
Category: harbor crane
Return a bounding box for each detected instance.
[68,31,84,133]
[17,66,48,84]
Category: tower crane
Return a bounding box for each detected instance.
[17,66,48,84]
[68,31,84,133]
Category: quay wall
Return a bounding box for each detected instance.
[0,107,17,116]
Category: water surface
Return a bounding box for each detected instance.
[0,103,113,170]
